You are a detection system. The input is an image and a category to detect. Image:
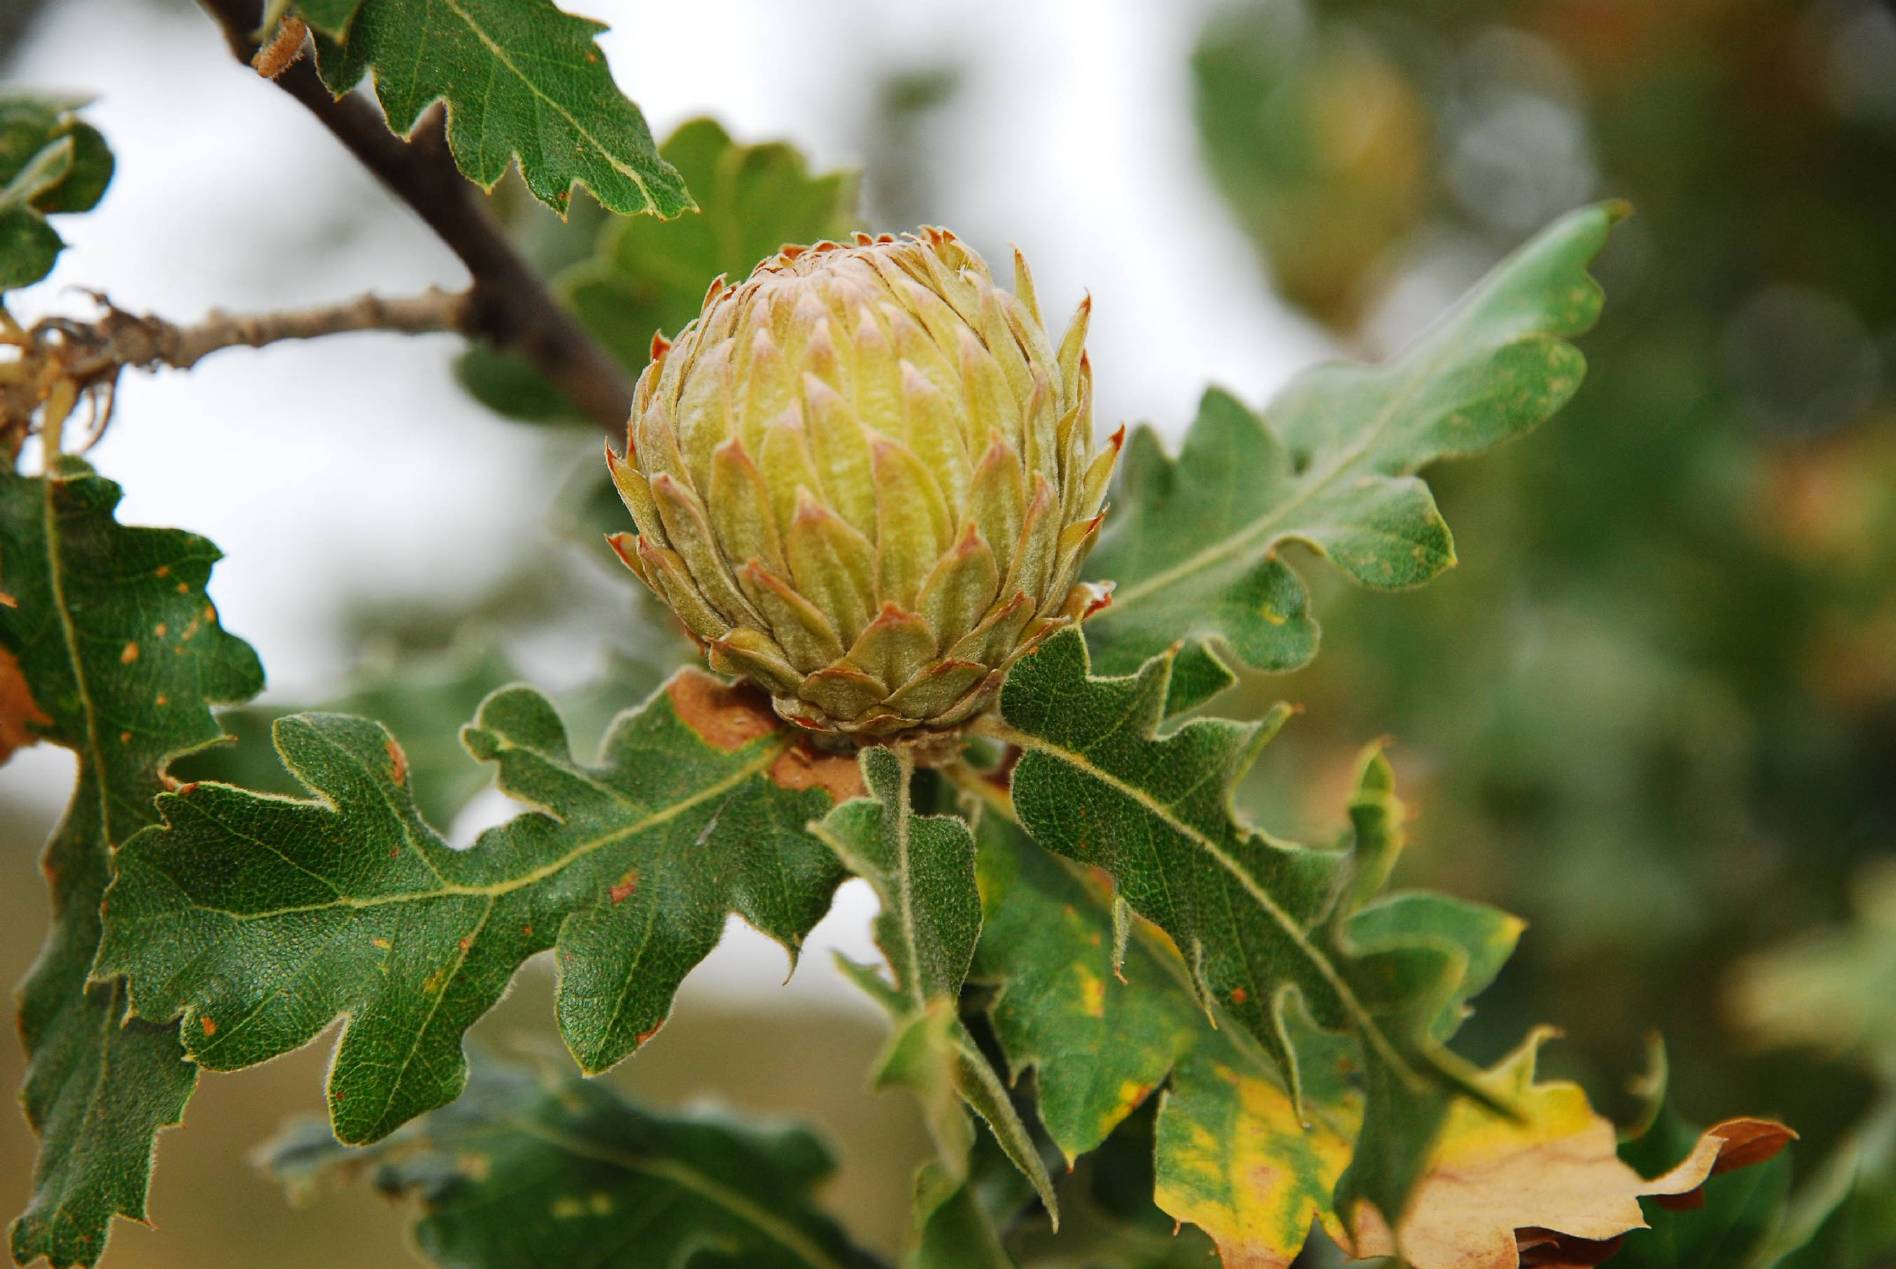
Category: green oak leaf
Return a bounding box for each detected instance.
[461,117,858,423]
[170,640,520,830]
[259,1054,875,1269]
[987,626,1512,1230]
[970,811,1201,1165]
[1084,202,1622,712]
[1,457,263,1268]
[305,0,690,218]
[817,748,982,1006]
[97,670,858,1143]
[969,795,1521,1265]
[814,747,1058,1229]
[0,94,114,290]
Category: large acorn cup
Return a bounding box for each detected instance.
[607,228,1119,741]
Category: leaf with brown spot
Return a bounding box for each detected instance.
[0,643,50,762]
[668,670,780,751]
[769,743,867,803]
[98,671,851,1144]
[1,457,262,1267]
[1335,1032,1795,1269]
[384,736,408,785]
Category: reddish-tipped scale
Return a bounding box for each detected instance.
[607,228,1119,742]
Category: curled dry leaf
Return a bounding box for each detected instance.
[1338,1033,1796,1269]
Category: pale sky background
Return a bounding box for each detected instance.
[1,0,1334,1006]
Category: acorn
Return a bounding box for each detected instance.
[607,228,1118,741]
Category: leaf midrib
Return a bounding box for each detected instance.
[1099,305,1499,621]
[984,719,1423,1094]
[40,467,113,843]
[174,736,792,921]
[501,1113,850,1269]
[427,0,659,210]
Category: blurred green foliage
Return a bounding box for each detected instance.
[1195,0,1896,1258]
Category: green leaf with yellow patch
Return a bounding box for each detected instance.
[1150,1025,1355,1268]
[305,0,690,218]
[96,670,860,1144]
[1,456,262,1267]
[259,1053,876,1269]
[970,811,1200,1164]
[969,787,1521,1267]
[988,626,1514,1230]
[816,748,1059,1228]
[1084,203,1623,712]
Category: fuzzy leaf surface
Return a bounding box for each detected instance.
[98,671,858,1143]
[1,457,262,1267]
[462,117,856,422]
[990,626,1502,1228]
[0,95,113,289]
[815,749,1058,1223]
[970,812,1200,1164]
[972,786,1518,1266]
[259,1055,875,1269]
[1084,203,1621,710]
[306,0,690,218]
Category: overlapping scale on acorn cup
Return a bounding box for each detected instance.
[607,228,1119,741]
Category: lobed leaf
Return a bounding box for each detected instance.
[1605,1064,1801,1269]
[972,795,1792,1267]
[97,670,859,1144]
[989,625,1503,1227]
[170,640,522,830]
[259,1054,876,1269]
[972,797,1512,1266]
[0,95,113,290]
[303,0,690,218]
[1,457,263,1267]
[970,812,1201,1165]
[1345,1033,1794,1267]
[815,749,1058,1225]
[1084,202,1623,712]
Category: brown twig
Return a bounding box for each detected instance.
[0,289,473,451]
[196,0,634,439]
[67,287,471,374]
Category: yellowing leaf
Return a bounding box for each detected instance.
[1336,1032,1797,1269]
[1152,1040,1354,1269]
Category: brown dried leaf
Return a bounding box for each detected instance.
[1338,1033,1794,1269]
